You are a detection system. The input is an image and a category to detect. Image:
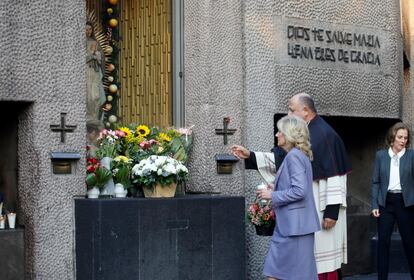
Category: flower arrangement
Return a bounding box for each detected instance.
[131,155,188,188]
[112,155,132,188]
[246,200,276,228]
[85,158,113,190]
[118,124,193,165]
[95,129,126,159]
[85,123,193,197]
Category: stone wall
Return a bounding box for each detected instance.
[0,0,410,278]
[184,0,245,195]
[0,1,86,279]
[184,0,406,279]
[402,0,414,125]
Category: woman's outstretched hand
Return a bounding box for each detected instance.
[230,144,250,159]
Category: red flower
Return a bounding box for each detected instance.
[87,158,98,164]
[87,165,96,173]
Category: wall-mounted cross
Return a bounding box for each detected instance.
[50,113,77,143]
[215,117,237,145]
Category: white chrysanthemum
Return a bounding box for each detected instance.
[155,157,167,167]
[131,165,140,175]
[149,164,157,172]
[178,165,188,173]
[164,164,177,175]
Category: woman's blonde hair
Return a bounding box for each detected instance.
[277,115,313,160]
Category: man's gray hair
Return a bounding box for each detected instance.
[297,93,317,113]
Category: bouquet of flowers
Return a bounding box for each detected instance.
[85,123,194,196]
[85,158,113,190]
[131,155,188,188]
[116,124,193,165]
[246,200,276,236]
[112,155,132,189]
[95,129,126,159]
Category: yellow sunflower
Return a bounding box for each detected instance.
[158,132,172,142]
[136,125,150,137]
[119,127,132,136]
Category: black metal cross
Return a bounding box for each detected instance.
[215,117,237,145]
[50,113,77,143]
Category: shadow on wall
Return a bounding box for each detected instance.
[326,116,398,276]
[0,101,31,218]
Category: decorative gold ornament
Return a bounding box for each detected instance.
[107,95,113,102]
[109,18,118,28]
[109,84,118,93]
[108,0,119,5]
[108,115,117,123]
[107,76,114,82]
[106,46,113,54]
[107,8,113,15]
[104,104,113,111]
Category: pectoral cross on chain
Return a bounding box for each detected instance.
[215,117,236,145]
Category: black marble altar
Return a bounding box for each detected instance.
[75,195,246,280]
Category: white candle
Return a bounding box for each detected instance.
[257,183,268,204]
[0,216,5,229]
[7,213,16,229]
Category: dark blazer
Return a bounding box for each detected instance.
[371,148,414,209]
[271,148,320,237]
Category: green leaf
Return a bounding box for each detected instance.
[85,173,97,187]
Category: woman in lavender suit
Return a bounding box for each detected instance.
[257,115,321,280]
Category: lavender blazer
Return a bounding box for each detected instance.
[271,148,321,237]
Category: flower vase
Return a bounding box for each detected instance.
[87,187,100,199]
[100,157,115,196]
[175,181,186,196]
[114,183,127,198]
[255,222,275,236]
[143,182,177,198]
[128,185,144,197]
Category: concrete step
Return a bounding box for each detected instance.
[344,273,410,279]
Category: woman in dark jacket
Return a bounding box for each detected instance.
[371,122,414,280]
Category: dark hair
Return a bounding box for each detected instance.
[386,122,411,147]
[86,21,95,39]
[298,94,317,114]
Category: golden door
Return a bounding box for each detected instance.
[86,0,172,127]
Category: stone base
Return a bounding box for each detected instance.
[0,228,24,280]
[75,195,246,280]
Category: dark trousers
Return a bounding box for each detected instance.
[377,193,414,280]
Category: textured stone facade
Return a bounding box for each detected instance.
[0,0,411,279]
[0,1,86,279]
[184,0,408,279]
